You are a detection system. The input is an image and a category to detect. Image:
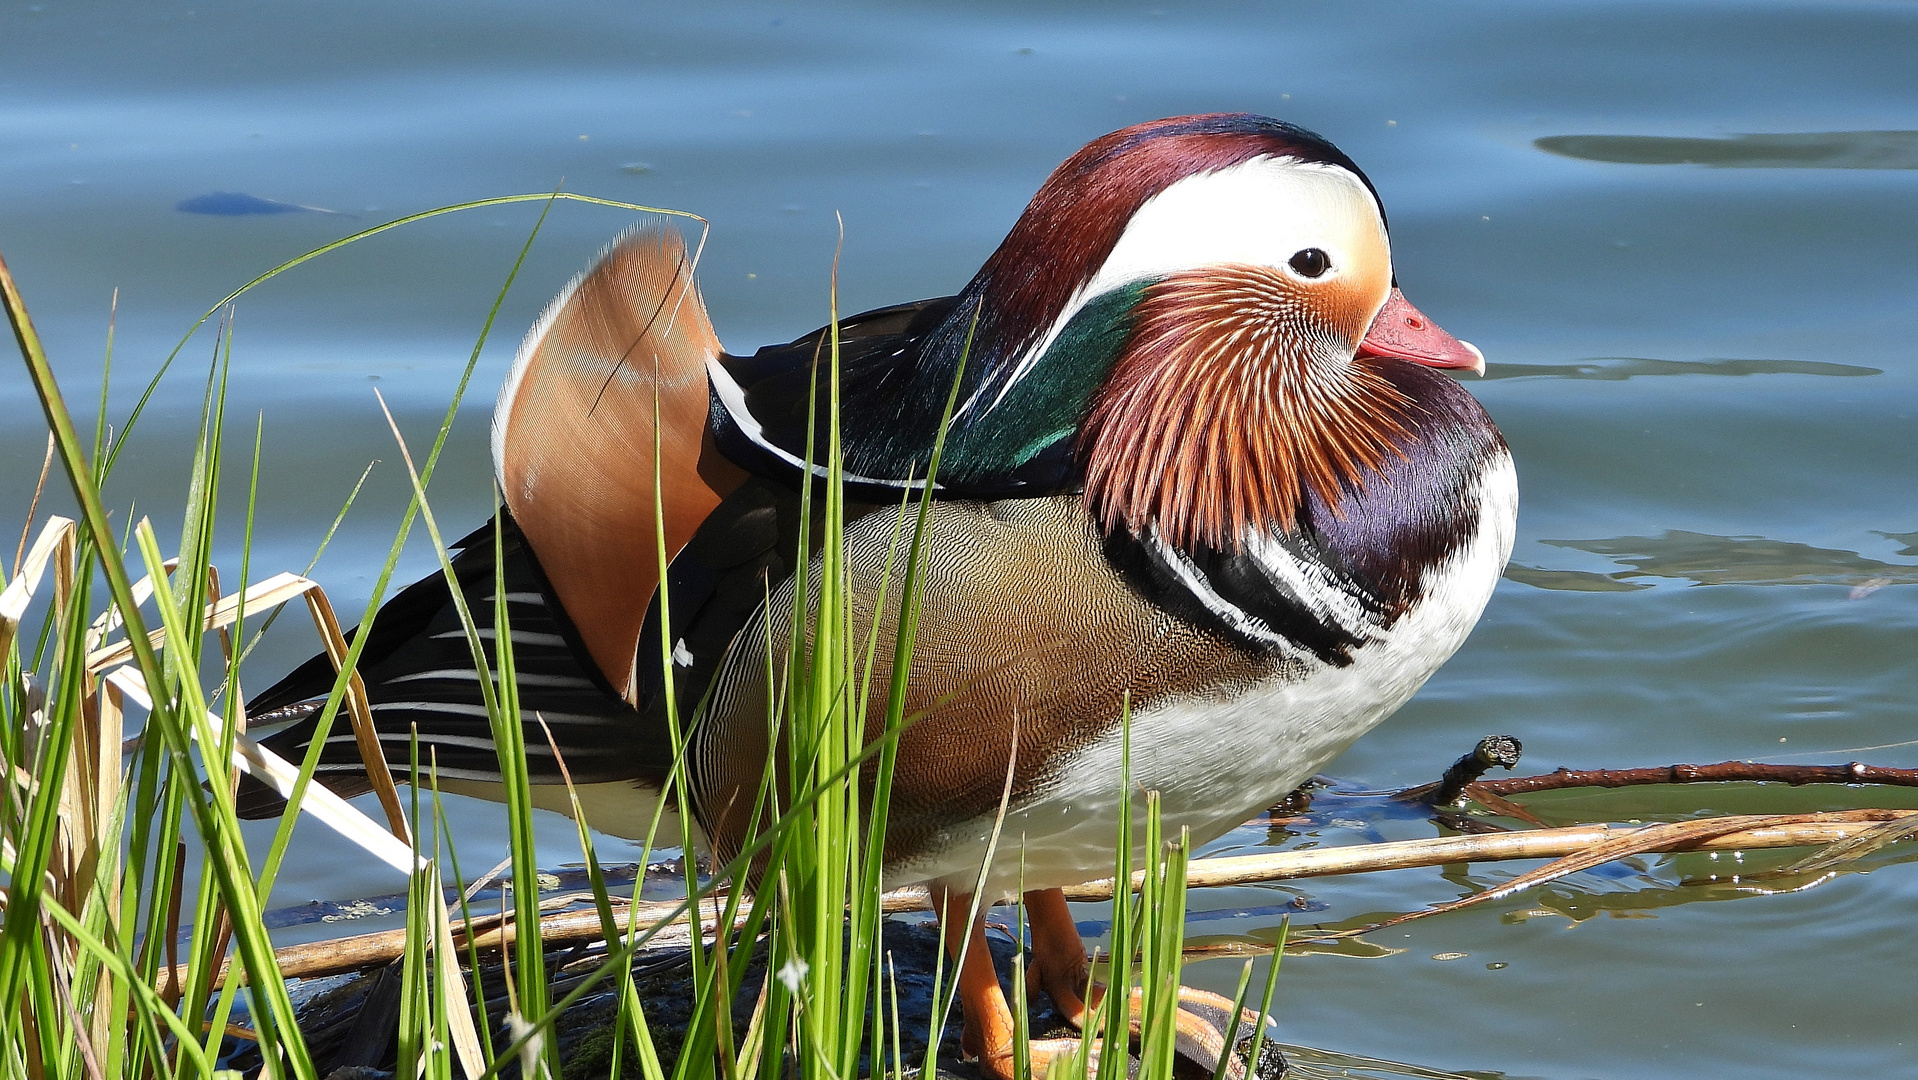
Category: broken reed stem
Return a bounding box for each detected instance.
[1419,734,1524,805]
[171,807,1916,990]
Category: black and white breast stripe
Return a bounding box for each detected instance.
[1101,363,1507,665]
[1104,526,1385,666]
[1163,527,1388,664]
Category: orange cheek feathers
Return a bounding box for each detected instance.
[1080,264,1407,551]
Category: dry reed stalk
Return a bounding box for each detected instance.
[1087,807,1914,893]
[85,567,407,840]
[90,556,489,1073]
[169,806,1917,989]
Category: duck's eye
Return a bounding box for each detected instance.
[1288,248,1331,278]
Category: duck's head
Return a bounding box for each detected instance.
[943,113,1482,551]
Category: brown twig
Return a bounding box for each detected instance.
[1470,760,1918,796]
[13,431,55,580]
[159,843,187,1009]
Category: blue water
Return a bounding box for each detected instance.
[4,2,1916,1076]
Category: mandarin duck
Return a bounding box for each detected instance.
[242,114,1516,1077]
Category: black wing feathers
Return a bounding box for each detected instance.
[237,515,668,819]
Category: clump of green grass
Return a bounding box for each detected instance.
[0,201,1275,1080]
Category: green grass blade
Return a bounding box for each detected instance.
[1239,918,1287,1079]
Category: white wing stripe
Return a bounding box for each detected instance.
[707,359,938,490]
[384,669,594,689]
[428,628,567,647]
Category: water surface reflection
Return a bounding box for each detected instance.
[1536,131,1918,170]
[1513,531,1918,591]
[1482,357,1881,381]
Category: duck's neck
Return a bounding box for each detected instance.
[835,278,1136,493]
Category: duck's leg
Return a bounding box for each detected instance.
[1023,887,1093,1025]
[1023,888,1263,1080]
[935,888,1089,1080]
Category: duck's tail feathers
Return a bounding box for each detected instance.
[235,514,672,820]
[491,225,745,701]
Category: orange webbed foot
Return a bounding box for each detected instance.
[941,888,1272,1080]
[1021,889,1270,1079]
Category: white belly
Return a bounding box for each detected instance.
[896,454,1518,898]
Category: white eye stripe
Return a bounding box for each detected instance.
[1088,159,1384,309]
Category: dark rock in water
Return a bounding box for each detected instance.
[533,920,1050,1080]
[176,191,342,215]
[225,916,1287,1080]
